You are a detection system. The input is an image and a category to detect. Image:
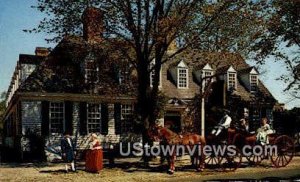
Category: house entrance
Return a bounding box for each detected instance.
[164,114,181,133]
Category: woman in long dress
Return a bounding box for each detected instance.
[89,133,102,150]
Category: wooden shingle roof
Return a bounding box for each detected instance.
[18,36,276,103]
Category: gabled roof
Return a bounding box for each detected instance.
[215,65,236,75]
[177,60,188,68]
[18,36,137,97]
[161,50,276,103]
[193,63,213,71]
[238,66,259,75]
[17,35,276,104]
[169,59,188,68]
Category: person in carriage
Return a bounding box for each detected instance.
[238,118,249,134]
[211,109,232,137]
[256,117,274,145]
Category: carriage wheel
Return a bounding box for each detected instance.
[271,135,294,168]
[220,148,242,172]
[246,155,263,165]
[205,145,222,171]
[205,154,222,170]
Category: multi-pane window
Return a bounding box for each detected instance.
[49,102,64,134]
[227,72,236,90]
[87,104,101,133]
[178,68,188,88]
[203,71,212,88]
[85,60,99,83]
[250,74,258,92]
[119,68,130,84]
[121,104,134,133]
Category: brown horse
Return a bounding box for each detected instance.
[148,125,206,174]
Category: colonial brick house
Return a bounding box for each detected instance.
[2,7,277,161]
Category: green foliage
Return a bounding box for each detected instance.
[25,0,280,128]
[251,0,300,96]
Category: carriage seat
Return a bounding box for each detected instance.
[245,132,256,137]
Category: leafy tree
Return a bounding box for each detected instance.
[28,0,265,118]
[252,0,300,98]
[27,1,270,161]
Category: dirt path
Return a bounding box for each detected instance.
[0,157,300,182]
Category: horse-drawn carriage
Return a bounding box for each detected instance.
[148,124,295,174]
[205,126,295,171]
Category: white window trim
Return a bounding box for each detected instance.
[177,68,189,89]
[86,103,102,134]
[84,59,99,84]
[249,74,258,92]
[49,102,65,134]
[202,70,213,88]
[227,71,237,91]
[121,104,134,133]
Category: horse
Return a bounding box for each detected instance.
[148,125,206,174]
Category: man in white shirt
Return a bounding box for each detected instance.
[211,110,232,136]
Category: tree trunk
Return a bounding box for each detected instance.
[136,56,152,164]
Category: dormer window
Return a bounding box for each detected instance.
[85,54,99,83]
[239,67,259,92]
[250,74,258,92]
[178,68,188,88]
[227,72,237,91]
[169,60,188,88]
[119,67,130,84]
[194,63,214,88]
[177,61,188,88]
[203,70,213,88]
[224,65,237,91]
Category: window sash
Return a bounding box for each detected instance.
[49,102,65,134]
[121,104,134,133]
[87,103,101,133]
[203,71,212,87]
[227,72,236,90]
[250,75,258,92]
[178,68,188,88]
[85,60,99,83]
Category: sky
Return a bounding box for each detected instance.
[0,0,299,109]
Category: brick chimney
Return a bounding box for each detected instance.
[35,47,50,56]
[82,7,104,43]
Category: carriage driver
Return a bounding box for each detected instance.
[211,109,232,136]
